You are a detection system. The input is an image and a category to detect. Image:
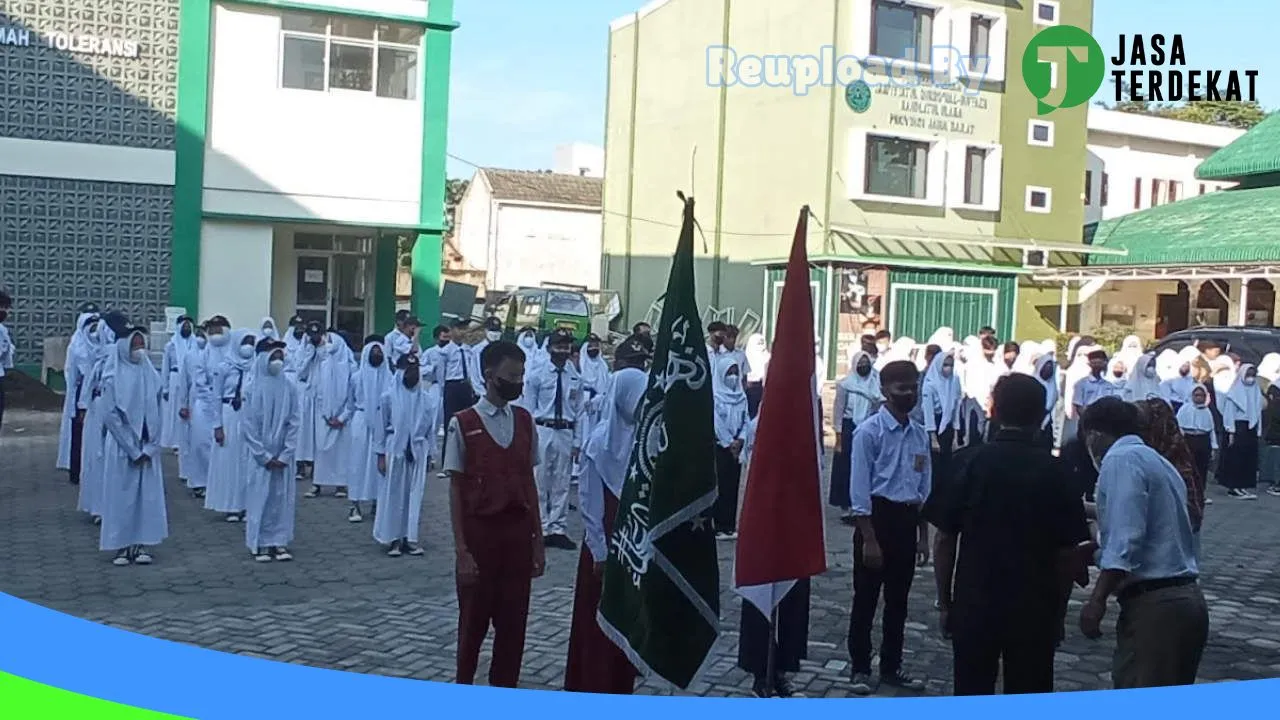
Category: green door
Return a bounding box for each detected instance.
[891,287,996,341]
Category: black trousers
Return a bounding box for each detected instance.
[930,424,955,493]
[1185,433,1212,491]
[745,382,764,420]
[69,410,85,484]
[951,624,1056,695]
[713,446,741,534]
[442,380,477,456]
[848,497,919,675]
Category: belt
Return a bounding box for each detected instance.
[446,378,468,385]
[1183,431,1209,437]
[169,367,179,373]
[536,419,575,431]
[1118,576,1197,604]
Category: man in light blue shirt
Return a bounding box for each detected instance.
[1079,397,1208,688]
[846,360,932,696]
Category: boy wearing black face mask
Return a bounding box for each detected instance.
[846,360,932,695]
[525,329,584,550]
[444,340,544,687]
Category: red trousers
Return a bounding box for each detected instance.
[455,510,534,687]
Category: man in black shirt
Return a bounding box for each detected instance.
[927,373,1093,695]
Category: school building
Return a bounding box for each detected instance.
[0,0,456,378]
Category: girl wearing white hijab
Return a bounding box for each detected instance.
[98,328,168,566]
[1011,340,1041,376]
[1033,353,1059,448]
[1153,348,1181,382]
[1220,364,1263,499]
[77,320,118,522]
[712,351,749,540]
[304,332,355,499]
[1106,357,1129,388]
[1122,353,1163,403]
[1161,347,1201,411]
[258,316,280,342]
[514,326,543,410]
[831,350,881,521]
[174,325,207,485]
[160,316,196,449]
[875,337,915,371]
[373,354,438,557]
[205,330,257,522]
[744,333,770,418]
[960,337,999,446]
[921,351,962,489]
[575,335,612,477]
[346,339,393,523]
[1115,334,1143,371]
[1177,384,1218,499]
[57,312,100,479]
[242,341,301,562]
[188,317,235,499]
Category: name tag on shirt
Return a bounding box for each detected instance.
[913,454,926,473]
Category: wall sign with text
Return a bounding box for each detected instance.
[0,25,142,59]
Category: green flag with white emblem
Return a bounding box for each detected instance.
[597,195,720,690]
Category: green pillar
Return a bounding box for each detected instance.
[374,231,399,335]
[411,0,458,340]
[172,0,212,318]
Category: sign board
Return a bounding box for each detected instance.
[303,269,324,284]
[440,280,478,324]
[0,25,142,59]
[164,306,186,334]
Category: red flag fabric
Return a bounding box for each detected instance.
[733,206,827,613]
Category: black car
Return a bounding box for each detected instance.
[1151,326,1280,367]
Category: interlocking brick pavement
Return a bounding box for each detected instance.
[4,408,1280,696]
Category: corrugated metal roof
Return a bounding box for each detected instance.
[481,169,603,207]
[1195,112,1280,182]
[1090,185,1280,266]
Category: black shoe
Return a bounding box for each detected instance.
[881,670,924,691]
[774,676,800,698]
[751,677,770,698]
[839,515,856,527]
[849,671,874,696]
[549,534,577,550]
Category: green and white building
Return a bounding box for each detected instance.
[603,0,1109,379]
[0,0,456,377]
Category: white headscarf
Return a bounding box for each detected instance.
[382,363,435,456]
[1012,340,1042,376]
[745,333,770,383]
[578,340,611,392]
[588,366,649,495]
[713,351,747,409]
[219,329,256,377]
[248,348,298,458]
[1107,357,1129,386]
[1116,335,1143,370]
[926,327,954,349]
[922,350,961,430]
[1123,353,1162,402]
[315,333,354,450]
[108,330,162,440]
[259,317,280,342]
[1211,355,1236,395]
[1153,348,1181,381]
[1161,346,1200,405]
[1225,364,1262,430]
[1258,353,1280,385]
[876,336,915,371]
[355,342,393,414]
[1176,383,1215,433]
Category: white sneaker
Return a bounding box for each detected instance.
[225,514,241,523]
[254,551,273,563]
[134,551,153,565]
[112,553,130,567]
[348,508,363,523]
[275,548,294,562]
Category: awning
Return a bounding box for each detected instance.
[751,253,1032,275]
[1033,264,1280,283]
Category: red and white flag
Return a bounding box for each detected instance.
[733,206,827,615]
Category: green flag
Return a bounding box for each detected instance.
[597,196,720,690]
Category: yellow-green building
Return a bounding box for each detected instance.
[603,0,1105,378]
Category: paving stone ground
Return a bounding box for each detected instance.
[4,408,1280,696]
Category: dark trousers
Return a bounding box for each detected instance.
[69,410,85,484]
[1114,582,1209,688]
[713,446,741,534]
[1221,420,1259,490]
[1185,433,1212,491]
[848,497,919,675]
[829,419,856,509]
[442,380,477,457]
[456,510,534,688]
[952,624,1056,695]
[930,424,955,493]
[746,382,764,419]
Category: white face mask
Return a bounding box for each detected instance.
[1244,376,1257,386]
[130,348,147,363]
[1143,366,1156,378]
[725,374,741,389]
[262,327,275,339]
[268,359,285,376]
[486,330,502,342]
[208,333,229,347]
[238,345,254,359]
[877,342,890,353]
[196,337,208,349]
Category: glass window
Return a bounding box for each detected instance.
[329,43,374,91]
[1169,181,1180,203]
[1084,170,1093,205]
[1036,2,1058,23]
[969,16,992,72]
[282,36,326,91]
[1151,179,1164,207]
[865,135,929,199]
[377,47,418,99]
[294,232,334,250]
[1028,189,1049,209]
[282,12,326,34]
[1031,123,1050,143]
[1101,173,1109,206]
[965,147,987,205]
[330,17,376,40]
[1134,177,1143,208]
[872,1,933,64]
[545,291,590,316]
[377,23,423,46]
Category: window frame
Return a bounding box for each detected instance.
[1133,177,1143,209]
[1084,170,1093,205]
[279,12,422,100]
[864,133,932,202]
[869,0,938,67]
[1025,185,1053,214]
[1027,119,1055,147]
[1033,0,1060,26]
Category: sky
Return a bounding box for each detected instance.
[446,0,1279,178]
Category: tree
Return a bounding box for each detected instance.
[1102,79,1268,129]
[397,177,472,269]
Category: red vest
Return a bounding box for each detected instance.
[455,405,536,518]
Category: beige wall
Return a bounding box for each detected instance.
[1082,280,1179,340]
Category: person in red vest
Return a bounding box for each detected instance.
[444,340,545,687]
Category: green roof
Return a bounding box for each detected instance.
[1090,185,1280,266]
[1195,112,1280,182]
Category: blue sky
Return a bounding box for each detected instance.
[446,0,1277,178]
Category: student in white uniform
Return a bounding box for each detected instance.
[525,328,584,550]
[468,317,504,398]
[1162,347,1201,413]
[242,339,301,562]
[175,326,207,484]
[188,316,235,500]
[711,350,749,540]
[304,332,355,499]
[921,350,962,494]
[98,326,168,567]
[374,354,438,557]
[1177,384,1218,501]
[384,310,414,368]
[160,315,196,449]
[57,312,100,484]
[346,337,393,523]
[205,330,257,522]
[77,317,120,524]
[575,333,611,476]
[832,351,882,524]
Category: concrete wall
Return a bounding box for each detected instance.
[453,173,493,274]
[491,204,604,291]
[198,221,275,328]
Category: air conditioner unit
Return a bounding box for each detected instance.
[1023,249,1049,268]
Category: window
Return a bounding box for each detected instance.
[1151,179,1164,207]
[1025,186,1052,213]
[865,135,930,199]
[871,0,934,64]
[1084,170,1093,205]
[968,15,992,73]
[1101,173,1109,206]
[1199,183,1207,195]
[1027,119,1054,147]
[280,12,422,99]
[1034,0,1060,26]
[1169,181,1181,203]
[964,147,988,205]
[1133,177,1143,209]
